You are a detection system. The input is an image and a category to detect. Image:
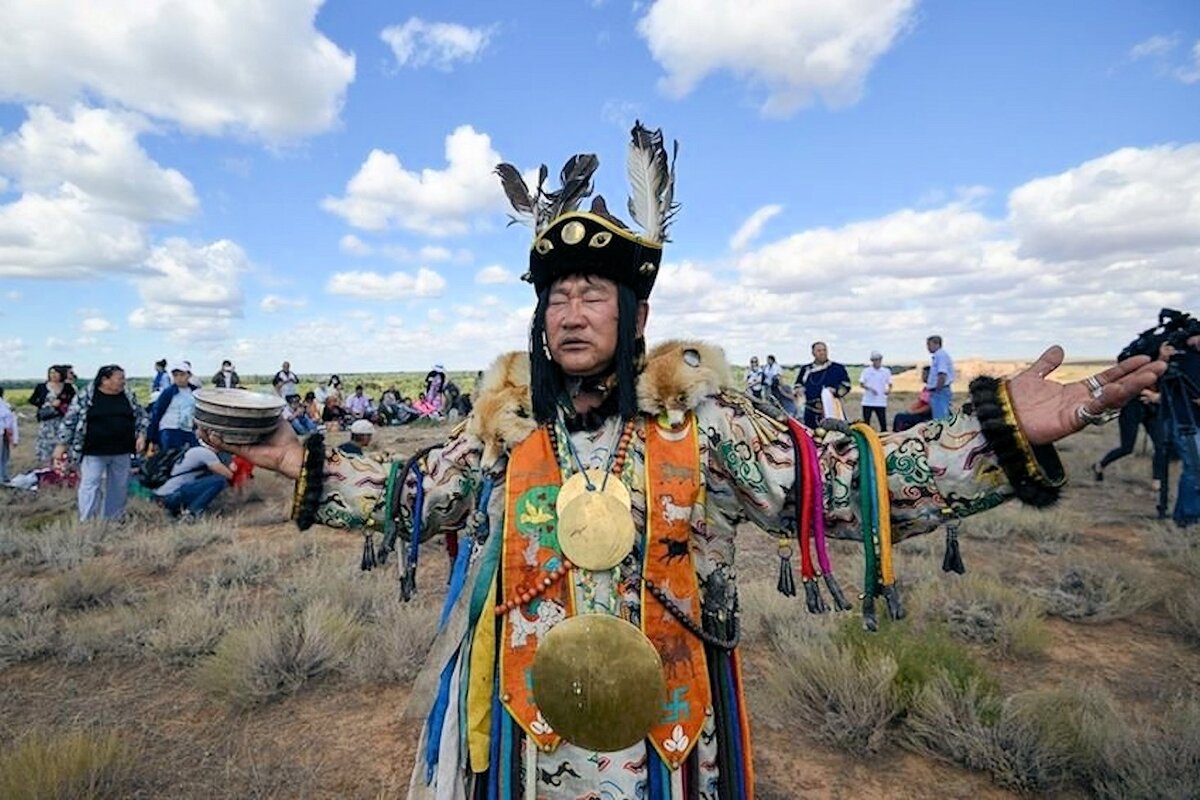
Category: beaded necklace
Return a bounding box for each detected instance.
[492,417,636,617]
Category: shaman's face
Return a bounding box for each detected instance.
[545,275,621,377]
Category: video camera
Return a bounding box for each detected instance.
[1119,308,1200,362]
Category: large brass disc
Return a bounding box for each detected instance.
[557,491,636,571]
[556,469,631,515]
[532,614,666,752]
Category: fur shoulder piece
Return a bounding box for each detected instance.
[467,351,536,468]
[637,340,733,426]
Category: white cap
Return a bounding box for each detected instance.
[870,351,882,360]
[349,419,374,436]
[169,361,191,373]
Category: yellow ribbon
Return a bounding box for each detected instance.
[851,422,894,586]
[467,575,498,770]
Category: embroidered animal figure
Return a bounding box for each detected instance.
[657,633,694,679]
[660,494,691,524]
[509,600,566,647]
[658,536,690,564]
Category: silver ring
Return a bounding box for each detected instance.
[1076,405,1118,426]
[1084,375,1104,399]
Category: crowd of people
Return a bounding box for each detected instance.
[2,357,478,525]
[743,334,955,433]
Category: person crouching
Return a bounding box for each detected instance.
[154,438,233,521]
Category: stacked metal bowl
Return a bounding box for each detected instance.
[194,389,285,444]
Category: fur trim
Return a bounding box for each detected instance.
[467,339,731,461]
[467,351,537,468]
[637,340,732,426]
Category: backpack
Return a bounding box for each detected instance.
[140,446,189,490]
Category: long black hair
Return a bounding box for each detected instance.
[529,279,642,424]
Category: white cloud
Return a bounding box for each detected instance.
[339,234,373,256]
[260,294,308,313]
[129,239,249,344]
[1009,143,1200,263]
[0,106,197,223]
[80,316,116,333]
[3,291,18,301]
[1,337,26,365]
[321,125,506,235]
[381,18,496,70]
[1129,34,1181,61]
[729,204,783,250]
[1178,40,1200,84]
[1127,33,1200,85]
[637,0,916,116]
[653,143,1200,364]
[325,268,447,300]
[0,105,202,279]
[0,0,355,141]
[475,264,516,284]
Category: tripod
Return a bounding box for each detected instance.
[1156,364,1200,521]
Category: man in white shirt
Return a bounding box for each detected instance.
[745,357,765,399]
[273,361,300,398]
[345,385,373,420]
[859,350,893,431]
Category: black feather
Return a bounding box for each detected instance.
[543,153,599,221]
[495,162,536,222]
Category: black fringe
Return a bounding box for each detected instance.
[942,521,965,574]
[776,553,796,597]
[360,531,377,571]
[969,377,1064,508]
[295,433,326,531]
[824,573,853,611]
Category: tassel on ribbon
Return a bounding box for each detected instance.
[823,573,852,611]
[942,520,965,574]
[360,531,377,572]
[776,539,797,597]
[803,579,828,614]
[861,594,879,632]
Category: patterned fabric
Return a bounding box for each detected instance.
[34,383,66,463]
[311,386,1015,799]
[58,386,148,466]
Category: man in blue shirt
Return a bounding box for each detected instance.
[926,335,956,420]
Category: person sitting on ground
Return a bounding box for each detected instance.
[893,366,934,432]
[413,364,446,417]
[148,361,199,451]
[154,437,234,520]
[378,387,400,425]
[322,394,348,428]
[284,394,318,436]
[211,359,241,389]
[303,391,322,425]
[345,384,373,420]
[338,419,374,456]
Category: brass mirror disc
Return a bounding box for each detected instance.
[557,492,636,571]
[556,469,631,516]
[532,614,666,752]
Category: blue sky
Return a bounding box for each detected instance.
[1,0,1197,380]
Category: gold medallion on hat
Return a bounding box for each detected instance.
[557,491,636,571]
[532,614,666,752]
[556,469,631,516]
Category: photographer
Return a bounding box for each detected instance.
[1092,343,1167,491]
[1122,310,1200,527]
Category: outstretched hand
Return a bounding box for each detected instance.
[199,419,305,480]
[1007,346,1166,446]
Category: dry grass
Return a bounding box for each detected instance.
[1036,559,1163,624]
[196,600,364,707]
[899,677,1122,793]
[203,543,280,589]
[142,583,252,666]
[1094,698,1200,799]
[0,611,59,668]
[0,730,134,800]
[1166,586,1200,645]
[918,573,1049,658]
[58,606,151,665]
[43,562,128,611]
[961,504,1083,552]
